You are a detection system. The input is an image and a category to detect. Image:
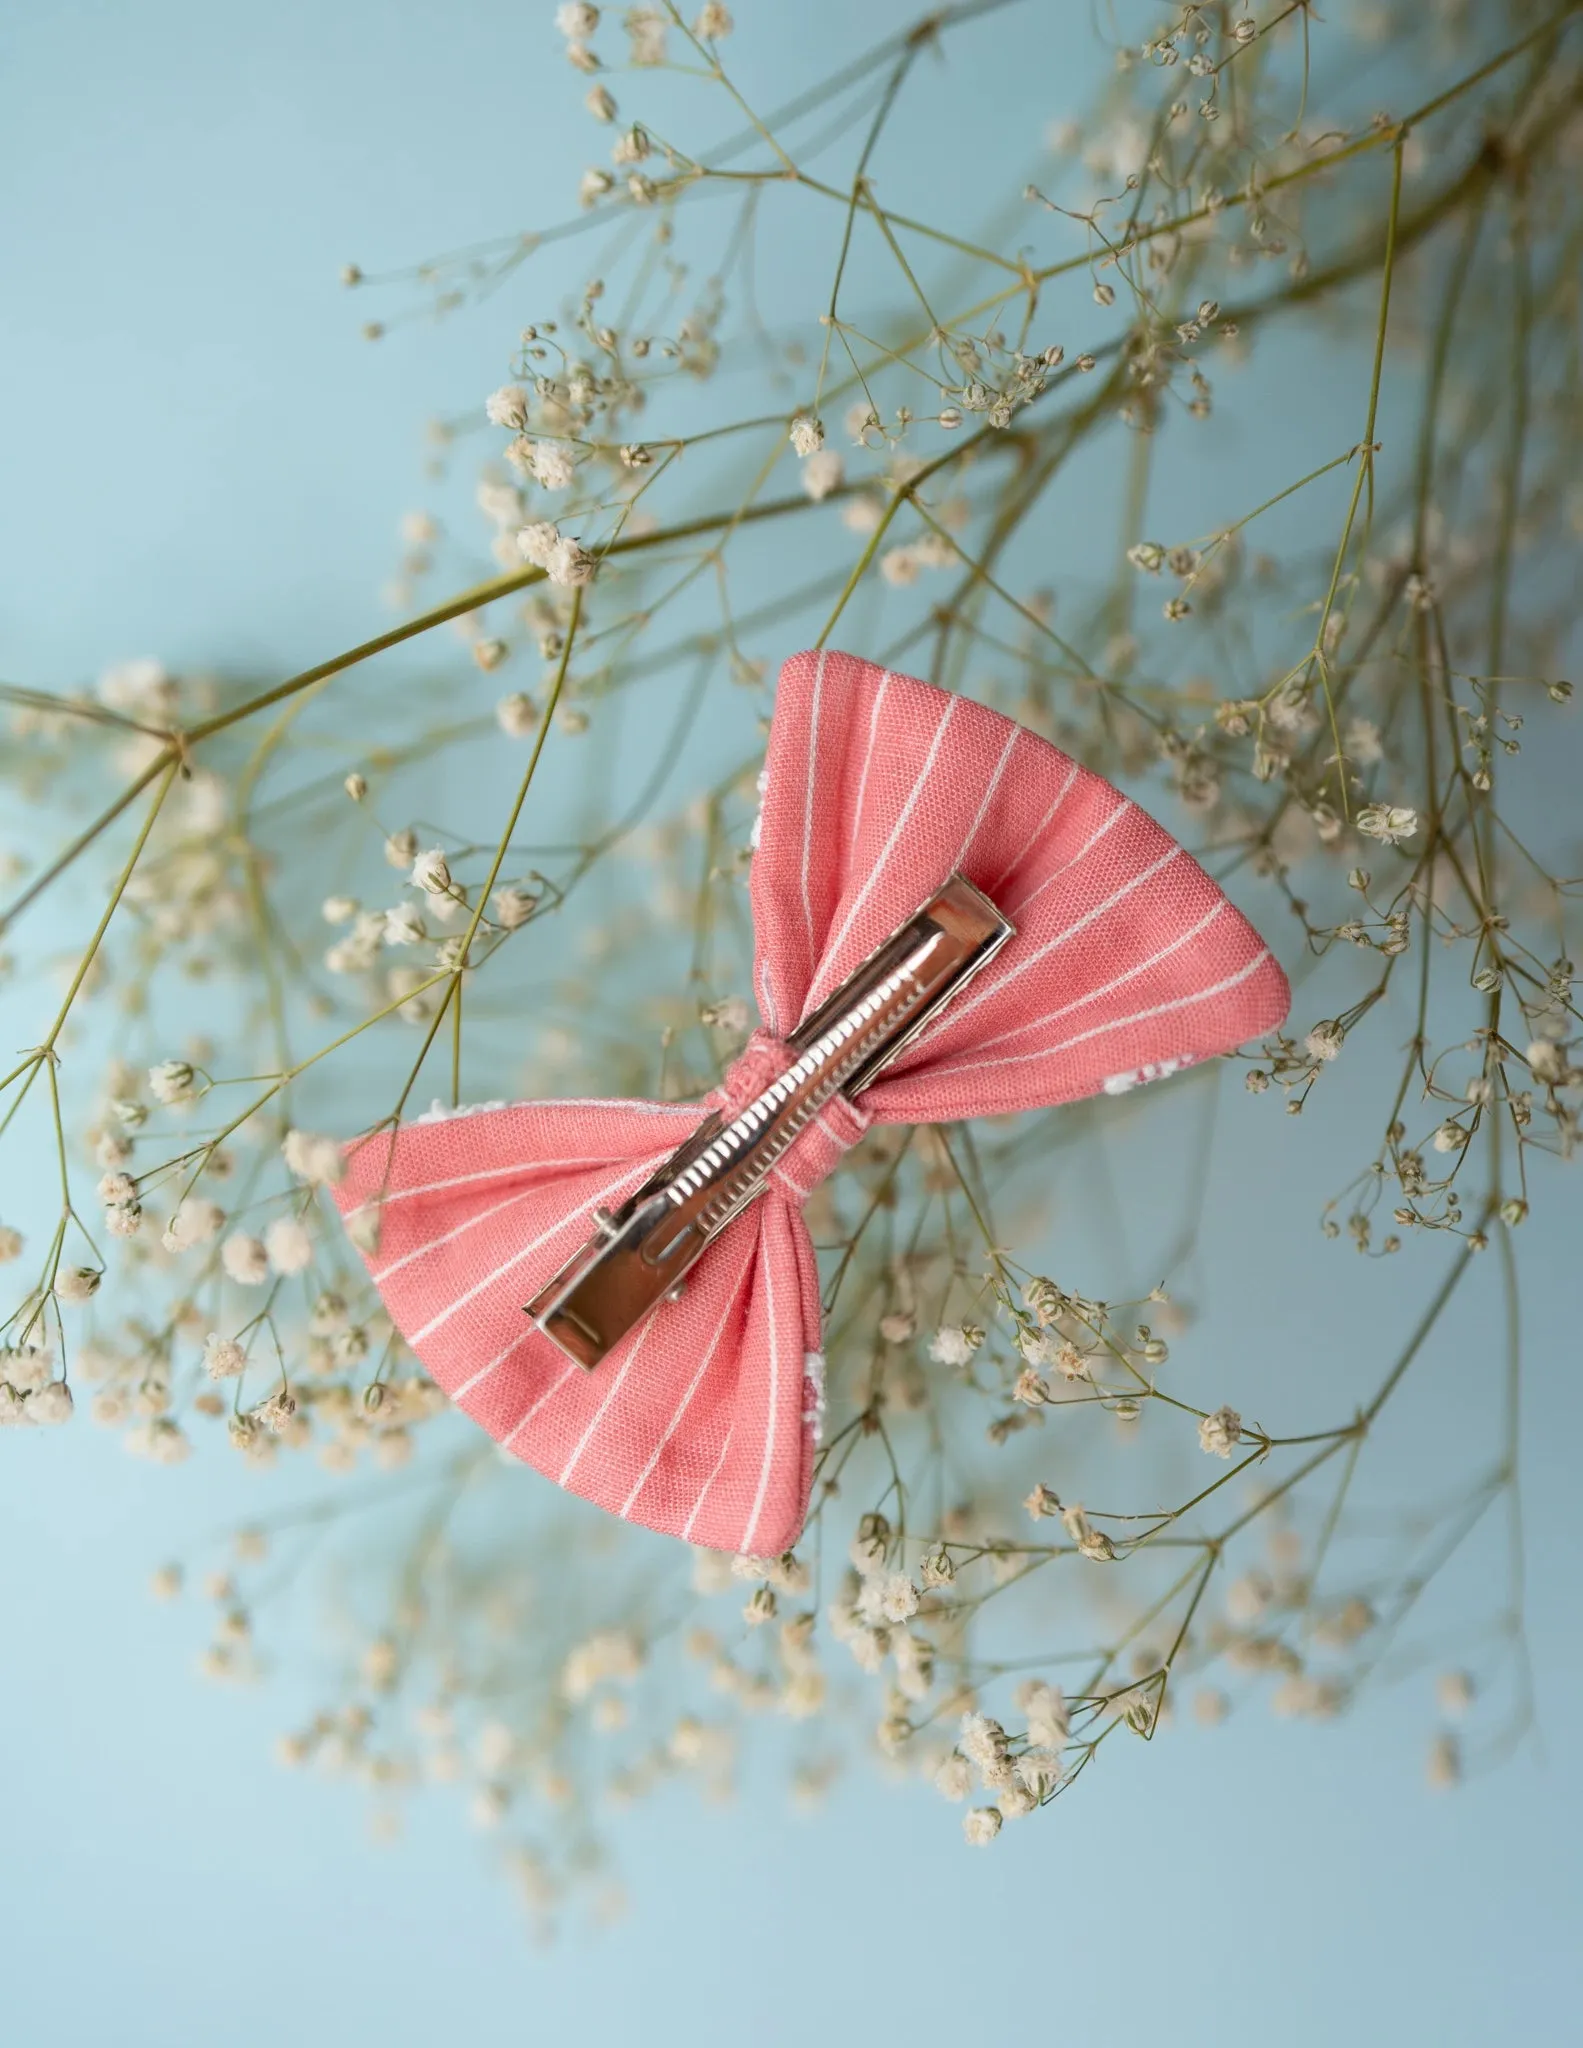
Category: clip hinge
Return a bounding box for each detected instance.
[526,872,1013,1369]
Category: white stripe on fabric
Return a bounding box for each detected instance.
[556,1310,659,1487]
[986,758,1080,894]
[953,726,1019,871]
[620,1289,740,1520]
[409,1158,665,1345]
[813,1107,857,1150]
[739,1249,779,1554]
[799,651,828,979]
[497,1356,581,1435]
[849,671,892,851]
[907,828,1174,1062]
[371,1183,545,1282]
[342,1106,696,1217]
[818,696,957,982]
[1008,797,1135,920]
[946,951,1273,1077]
[969,899,1228,1054]
[680,1433,733,1543]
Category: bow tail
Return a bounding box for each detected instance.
[332,1100,823,1552]
[656,1187,827,1557]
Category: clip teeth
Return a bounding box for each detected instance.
[525,872,1014,1369]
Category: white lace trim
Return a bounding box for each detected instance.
[748,765,769,851]
[801,1350,826,1440]
[416,1097,516,1124]
[1101,1056,1192,1096]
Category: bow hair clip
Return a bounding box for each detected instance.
[332,651,1289,1557]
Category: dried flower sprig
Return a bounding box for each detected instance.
[3,0,1580,1929]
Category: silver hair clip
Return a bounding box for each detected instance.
[526,874,1015,1370]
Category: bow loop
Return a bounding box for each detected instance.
[750,651,1289,1124]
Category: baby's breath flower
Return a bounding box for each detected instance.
[484,384,529,430]
[492,885,540,930]
[1356,803,1419,845]
[0,1224,22,1263]
[29,1380,74,1426]
[517,520,561,568]
[203,1333,248,1381]
[693,1,732,35]
[626,6,665,62]
[1526,1039,1568,1085]
[874,1572,919,1624]
[254,1387,298,1434]
[962,1806,1002,1845]
[164,1198,224,1252]
[263,1216,313,1277]
[788,414,824,457]
[530,441,577,491]
[919,1546,955,1588]
[496,691,539,737]
[555,2,599,38]
[1016,1679,1070,1748]
[958,1712,1008,1773]
[800,449,845,501]
[934,1753,972,1800]
[409,848,453,897]
[547,536,596,587]
[283,1129,344,1185]
[221,1232,270,1286]
[1297,1012,1345,1066]
[848,1511,891,1575]
[1198,1405,1242,1458]
[1060,1502,1116,1560]
[54,1266,102,1304]
[928,1324,983,1367]
[148,1058,198,1106]
[126,1417,192,1465]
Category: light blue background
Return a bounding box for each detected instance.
[2,4,1579,2043]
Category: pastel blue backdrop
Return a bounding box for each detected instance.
[1,4,1578,2043]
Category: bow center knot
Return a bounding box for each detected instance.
[716,1027,869,1198]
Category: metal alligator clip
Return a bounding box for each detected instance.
[525,873,1015,1370]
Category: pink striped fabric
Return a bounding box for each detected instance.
[331,651,1289,1555]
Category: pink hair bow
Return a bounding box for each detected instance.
[331,651,1289,1555]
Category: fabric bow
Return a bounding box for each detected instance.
[331,651,1289,1555]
